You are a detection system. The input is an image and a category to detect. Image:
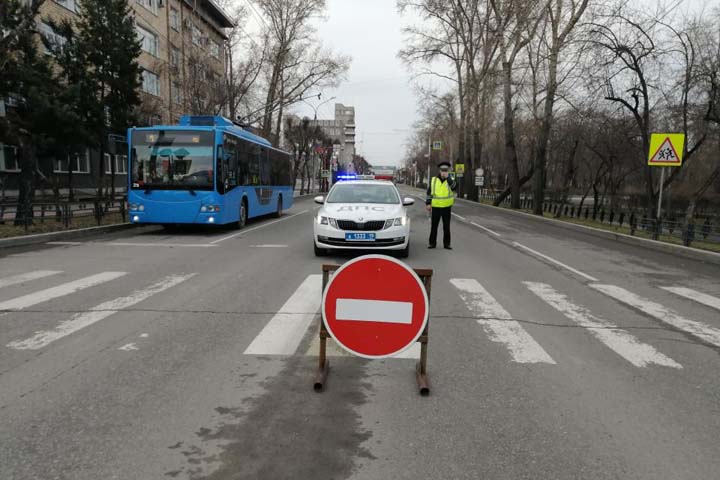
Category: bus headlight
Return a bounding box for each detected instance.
[201,205,221,213]
[132,215,140,222]
[138,204,145,212]
[129,203,138,211]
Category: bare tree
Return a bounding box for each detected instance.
[490,0,548,208]
[531,0,590,214]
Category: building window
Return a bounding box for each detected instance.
[171,46,180,68]
[192,24,202,47]
[136,25,158,57]
[54,0,79,14]
[135,0,158,16]
[211,41,220,59]
[105,154,128,174]
[0,144,20,172]
[38,21,66,55]
[171,82,183,105]
[116,155,128,174]
[170,8,179,31]
[54,151,90,174]
[141,70,160,96]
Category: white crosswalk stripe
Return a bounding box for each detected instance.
[0,270,63,289]
[592,284,720,348]
[7,274,196,350]
[525,282,681,368]
[660,286,720,312]
[450,278,556,364]
[244,275,323,355]
[0,272,127,311]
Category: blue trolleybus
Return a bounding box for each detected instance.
[127,115,293,226]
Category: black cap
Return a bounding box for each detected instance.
[437,161,451,169]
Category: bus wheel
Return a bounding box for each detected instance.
[274,196,283,218]
[238,200,248,229]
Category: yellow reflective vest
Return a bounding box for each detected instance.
[429,177,455,208]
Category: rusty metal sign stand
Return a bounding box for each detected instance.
[313,264,434,396]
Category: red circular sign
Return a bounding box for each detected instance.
[322,255,429,359]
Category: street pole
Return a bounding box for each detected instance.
[656,167,665,238]
[427,134,431,184]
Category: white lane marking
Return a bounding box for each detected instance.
[0,272,127,312]
[336,299,413,324]
[250,244,288,248]
[525,282,681,368]
[452,213,467,221]
[47,241,83,246]
[244,274,322,355]
[661,286,720,312]
[106,242,217,248]
[139,333,149,338]
[592,284,720,348]
[0,270,63,289]
[512,242,598,282]
[7,274,195,350]
[470,221,502,237]
[210,210,309,244]
[450,278,556,364]
[118,343,138,351]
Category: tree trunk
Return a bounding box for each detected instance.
[14,140,36,227]
[532,49,560,215]
[493,164,534,206]
[501,61,521,208]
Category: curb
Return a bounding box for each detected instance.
[401,186,720,266]
[0,223,140,250]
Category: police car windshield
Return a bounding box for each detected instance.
[326,184,400,204]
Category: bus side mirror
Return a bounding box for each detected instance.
[314,196,325,204]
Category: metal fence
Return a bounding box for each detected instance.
[0,196,127,233]
[479,192,720,248]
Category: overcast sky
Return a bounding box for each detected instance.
[237,0,709,167]
[272,0,423,167]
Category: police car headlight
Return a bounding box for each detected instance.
[328,218,338,229]
[318,215,328,225]
[394,217,405,227]
[384,219,394,229]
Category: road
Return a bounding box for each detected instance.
[1,186,719,480]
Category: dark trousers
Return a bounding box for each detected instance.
[429,206,451,247]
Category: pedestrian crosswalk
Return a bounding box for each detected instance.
[2,269,720,372]
[239,275,720,372]
[1,270,194,350]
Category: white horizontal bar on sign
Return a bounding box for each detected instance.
[336,299,413,324]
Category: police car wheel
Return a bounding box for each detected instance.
[397,243,410,259]
[313,242,326,256]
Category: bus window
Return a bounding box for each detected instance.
[222,134,238,191]
[247,144,260,185]
[260,147,271,185]
[270,150,291,186]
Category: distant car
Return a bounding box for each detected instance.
[313,180,414,258]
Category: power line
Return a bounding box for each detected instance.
[243,0,269,29]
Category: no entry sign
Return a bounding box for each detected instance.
[322,255,429,359]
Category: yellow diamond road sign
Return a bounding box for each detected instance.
[648,133,685,167]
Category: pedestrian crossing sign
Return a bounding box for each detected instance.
[648,133,685,167]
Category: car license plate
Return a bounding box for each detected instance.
[345,232,375,241]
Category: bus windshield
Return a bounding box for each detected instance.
[131,130,215,190]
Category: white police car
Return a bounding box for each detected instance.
[313,180,414,257]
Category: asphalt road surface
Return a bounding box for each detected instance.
[1,187,719,480]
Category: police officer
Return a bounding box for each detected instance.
[426,161,458,249]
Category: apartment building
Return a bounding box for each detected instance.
[285,103,356,168]
[0,0,235,193]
